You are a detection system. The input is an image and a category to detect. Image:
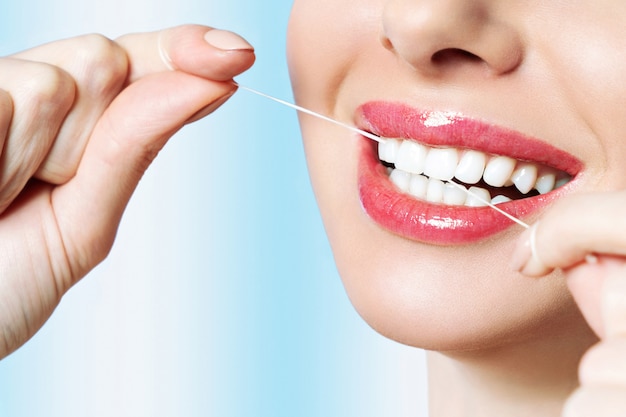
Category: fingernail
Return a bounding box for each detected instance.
[510,225,553,277]
[187,90,236,124]
[511,227,533,273]
[204,29,254,51]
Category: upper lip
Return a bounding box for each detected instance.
[356,101,582,175]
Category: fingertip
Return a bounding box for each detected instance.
[203,29,254,52]
[510,224,554,277]
[165,25,256,81]
[118,24,256,83]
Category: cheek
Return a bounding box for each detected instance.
[531,8,626,186]
[287,0,381,111]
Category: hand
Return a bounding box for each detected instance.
[0,25,255,358]
[512,191,626,416]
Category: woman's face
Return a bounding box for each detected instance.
[287,0,626,351]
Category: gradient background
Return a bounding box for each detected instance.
[0,1,427,415]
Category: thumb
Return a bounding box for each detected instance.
[51,71,233,276]
[116,24,256,84]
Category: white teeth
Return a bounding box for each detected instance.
[426,179,445,203]
[409,174,429,199]
[444,183,467,205]
[483,156,517,187]
[378,138,401,164]
[454,150,487,184]
[534,169,557,195]
[378,139,401,164]
[424,148,459,181]
[464,186,491,207]
[491,195,512,205]
[511,163,538,194]
[389,169,411,192]
[395,140,428,174]
[379,138,572,206]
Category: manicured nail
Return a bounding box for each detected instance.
[204,29,254,51]
[510,224,553,277]
[511,227,533,273]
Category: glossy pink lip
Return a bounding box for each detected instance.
[356,102,583,245]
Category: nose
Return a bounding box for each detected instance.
[381,0,523,77]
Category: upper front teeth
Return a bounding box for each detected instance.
[424,148,459,181]
[379,138,569,207]
[482,156,516,187]
[455,150,486,184]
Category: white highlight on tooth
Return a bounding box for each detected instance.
[378,138,400,164]
[396,140,428,174]
[511,163,538,194]
[424,148,459,181]
[483,156,516,187]
[426,178,445,203]
[535,169,557,195]
[464,186,491,207]
[491,195,512,205]
[409,174,429,199]
[454,150,487,184]
[444,182,467,205]
[390,169,411,192]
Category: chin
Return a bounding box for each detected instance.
[329,224,582,353]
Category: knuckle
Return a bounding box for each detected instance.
[22,64,75,113]
[73,34,128,96]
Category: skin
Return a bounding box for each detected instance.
[287,0,626,415]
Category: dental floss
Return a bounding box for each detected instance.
[236,83,532,226]
[235,84,531,227]
[447,180,530,229]
[235,83,600,269]
[235,83,385,144]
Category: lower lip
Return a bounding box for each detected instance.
[358,141,561,245]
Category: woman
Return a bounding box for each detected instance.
[1,1,625,415]
[287,1,626,415]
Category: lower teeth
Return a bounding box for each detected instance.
[388,168,537,207]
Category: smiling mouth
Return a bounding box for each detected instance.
[356,101,582,244]
[377,137,572,207]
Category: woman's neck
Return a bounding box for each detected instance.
[427,321,598,417]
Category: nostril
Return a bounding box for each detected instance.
[431,48,483,66]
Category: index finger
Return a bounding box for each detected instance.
[512,191,626,277]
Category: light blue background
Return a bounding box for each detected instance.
[0,1,427,416]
